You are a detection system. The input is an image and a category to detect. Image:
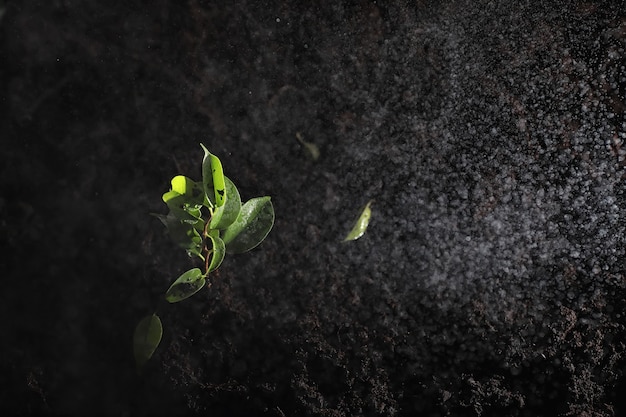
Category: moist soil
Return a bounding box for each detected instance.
[2,1,626,416]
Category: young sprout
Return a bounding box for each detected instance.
[134,144,275,369]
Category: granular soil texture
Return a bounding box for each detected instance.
[2,1,626,416]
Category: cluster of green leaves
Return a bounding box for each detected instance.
[133,144,274,369]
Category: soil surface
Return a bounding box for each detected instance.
[2,1,626,416]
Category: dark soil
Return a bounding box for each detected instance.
[2,1,626,416]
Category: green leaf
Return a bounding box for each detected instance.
[164,176,205,204]
[165,268,206,303]
[222,197,274,254]
[343,200,373,242]
[207,233,226,272]
[209,176,242,230]
[162,194,200,224]
[133,314,163,370]
[162,176,205,223]
[296,132,320,161]
[200,144,226,208]
[170,176,191,196]
[153,213,204,259]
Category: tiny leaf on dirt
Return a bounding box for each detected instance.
[343,200,373,242]
[133,314,163,370]
[296,132,320,161]
[165,268,206,303]
[222,197,275,254]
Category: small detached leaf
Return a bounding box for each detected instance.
[165,268,206,303]
[343,200,373,242]
[296,132,320,161]
[200,143,226,208]
[222,197,275,254]
[133,314,163,370]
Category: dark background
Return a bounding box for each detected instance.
[2,1,626,416]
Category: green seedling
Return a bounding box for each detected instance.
[343,200,373,241]
[134,144,274,369]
